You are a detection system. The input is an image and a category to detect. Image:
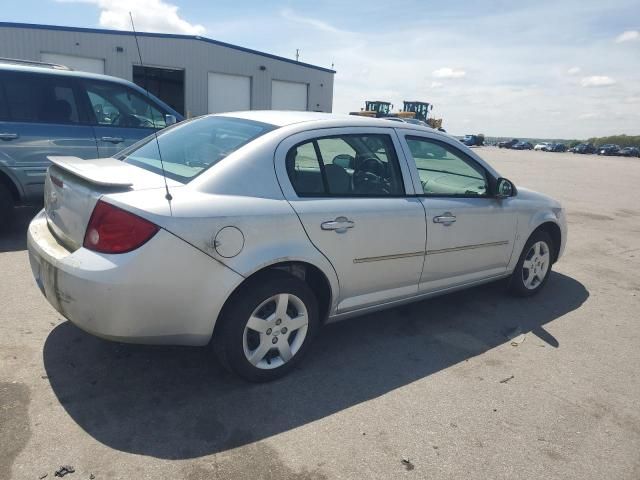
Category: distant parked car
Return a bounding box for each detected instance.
[461,134,484,146]
[573,143,596,154]
[618,146,640,157]
[597,144,620,156]
[498,139,519,149]
[0,59,183,226]
[512,141,533,150]
[534,142,551,151]
[548,143,567,152]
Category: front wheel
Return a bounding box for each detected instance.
[213,271,319,382]
[509,231,554,297]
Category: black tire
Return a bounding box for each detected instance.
[508,231,554,297]
[213,270,320,382]
[0,182,15,231]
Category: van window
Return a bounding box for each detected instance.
[83,80,167,129]
[1,73,80,124]
[0,82,8,120]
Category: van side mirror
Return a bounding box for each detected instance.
[496,178,516,198]
[165,114,177,127]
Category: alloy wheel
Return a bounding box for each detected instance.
[522,241,550,290]
[242,293,309,369]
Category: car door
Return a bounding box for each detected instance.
[398,131,517,292]
[275,127,427,313]
[0,71,98,203]
[78,79,169,158]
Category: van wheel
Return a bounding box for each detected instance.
[213,270,319,382]
[0,183,14,230]
[509,231,554,297]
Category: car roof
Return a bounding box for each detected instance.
[218,110,454,140]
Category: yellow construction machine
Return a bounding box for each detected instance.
[350,100,444,130]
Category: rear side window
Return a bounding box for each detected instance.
[286,134,405,197]
[1,73,80,124]
[120,116,275,183]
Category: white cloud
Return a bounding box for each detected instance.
[56,0,205,35]
[578,113,598,119]
[615,30,640,43]
[430,81,444,88]
[280,8,345,34]
[567,66,581,75]
[432,67,467,79]
[580,75,616,87]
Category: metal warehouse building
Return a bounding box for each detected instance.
[0,22,335,117]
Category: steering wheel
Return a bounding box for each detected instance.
[353,157,390,194]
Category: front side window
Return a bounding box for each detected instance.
[83,81,167,129]
[287,134,405,197]
[1,73,80,124]
[120,116,275,183]
[405,136,488,196]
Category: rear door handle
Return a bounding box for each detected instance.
[100,136,125,144]
[0,133,19,141]
[433,212,456,226]
[321,216,355,233]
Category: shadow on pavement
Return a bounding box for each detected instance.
[0,206,40,253]
[43,272,588,459]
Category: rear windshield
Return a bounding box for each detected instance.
[120,116,275,183]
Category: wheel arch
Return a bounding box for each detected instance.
[212,259,336,341]
[531,221,562,263]
[0,167,22,203]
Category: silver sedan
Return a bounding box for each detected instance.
[27,112,567,381]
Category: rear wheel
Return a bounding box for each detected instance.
[214,270,319,382]
[509,231,554,297]
[0,183,14,231]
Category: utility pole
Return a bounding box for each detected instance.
[296,49,299,62]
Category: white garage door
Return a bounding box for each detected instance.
[208,72,251,113]
[272,80,308,111]
[41,53,105,74]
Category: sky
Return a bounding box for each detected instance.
[5,0,640,138]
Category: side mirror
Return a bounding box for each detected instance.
[165,114,177,127]
[496,178,516,198]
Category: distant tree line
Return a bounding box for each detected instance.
[585,135,640,148]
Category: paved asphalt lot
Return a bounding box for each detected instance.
[1,148,639,479]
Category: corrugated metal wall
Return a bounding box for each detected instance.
[0,24,335,117]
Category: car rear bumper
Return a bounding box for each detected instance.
[27,210,243,346]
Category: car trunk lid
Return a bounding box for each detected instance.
[44,156,177,251]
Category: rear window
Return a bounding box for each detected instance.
[120,116,275,183]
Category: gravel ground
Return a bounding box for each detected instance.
[1,148,639,479]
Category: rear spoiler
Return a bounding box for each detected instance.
[47,156,134,187]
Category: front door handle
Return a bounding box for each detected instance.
[321,216,355,233]
[0,133,19,141]
[433,212,456,226]
[100,136,125,144]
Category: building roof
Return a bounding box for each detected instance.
[0,21,336,74]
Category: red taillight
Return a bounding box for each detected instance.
[83,200,159,254]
